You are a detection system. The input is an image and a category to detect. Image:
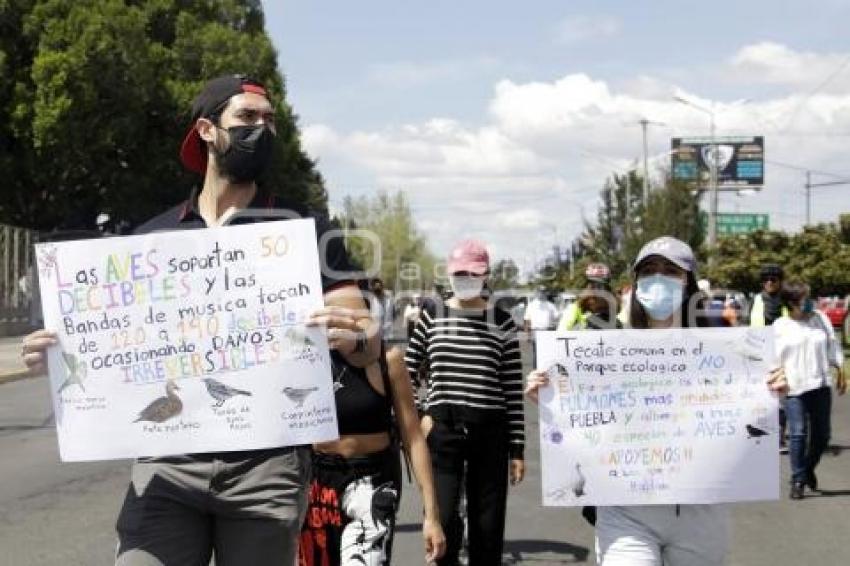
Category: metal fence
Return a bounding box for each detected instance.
[0,224,35,324]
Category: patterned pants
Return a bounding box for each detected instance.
[299,448,401,566]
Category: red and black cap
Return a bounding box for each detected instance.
[179,74,269,174]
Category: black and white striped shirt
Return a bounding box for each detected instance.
[405,305,525,459]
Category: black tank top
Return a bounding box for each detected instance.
[331,351,392,435]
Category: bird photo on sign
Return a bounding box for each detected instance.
[282,386,319,408]
[282,326,322,364]
[203,378,252,407]
[134,381,183,423]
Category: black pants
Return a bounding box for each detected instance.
[428,418,509,566]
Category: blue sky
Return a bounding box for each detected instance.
[263,1,850,273]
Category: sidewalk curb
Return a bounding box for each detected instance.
[0,368,33,386]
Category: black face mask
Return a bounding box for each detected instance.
[213,124,275,182]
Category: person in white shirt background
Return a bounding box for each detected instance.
[524,287,558,332]
[370,278,396,340]
[524,287,559,367]
[773,278,846,499]
[403,294,422,339]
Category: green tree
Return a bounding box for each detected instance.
[555,171,704,287]
[337,191,437,292]
[0,0,325,232]
[490,258,521,290]
[705,224,850,296]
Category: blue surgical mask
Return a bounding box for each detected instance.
[801,298,814,314]
[636,274,685,321]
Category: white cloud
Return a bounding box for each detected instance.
[554,15,621,45]
[302,43,850,270]
[729,42,850,91]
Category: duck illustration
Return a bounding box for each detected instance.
[572,463,586,498]
[134,381,182,423]
[203,378,252,407]
[282,386,319,407]
[57,351,87,394]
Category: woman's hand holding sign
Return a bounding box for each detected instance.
[307,305,371,355]
[766,367,789,395]
[524,369,550,404]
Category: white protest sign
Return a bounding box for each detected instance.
[36,219,339,461]
[536,327,779,506]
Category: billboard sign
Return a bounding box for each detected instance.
[672,136,764,186]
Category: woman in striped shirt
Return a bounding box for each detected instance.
[405,239,525,566]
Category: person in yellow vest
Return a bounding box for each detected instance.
[750,263,790,452]
[750,264,788,326]
[558,263,620,330]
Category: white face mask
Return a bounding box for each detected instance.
[449,275,486,300]
[635,274,685,321]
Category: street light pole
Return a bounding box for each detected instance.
[637,118,665,206]
[673,96,718,258]
[640,118,650,205]
[708,110,718,252]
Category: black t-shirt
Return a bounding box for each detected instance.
[761,291,783,326]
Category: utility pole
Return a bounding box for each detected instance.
[637,118,665,206]
[805,170,811,226]
[804,171,850,226]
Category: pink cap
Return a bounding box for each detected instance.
[447,239,490,275]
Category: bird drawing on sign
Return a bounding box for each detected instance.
[283,327,316,349]
[572,463,587,498]
[547,362,568,379]
[37,245,58,280]
[282,386,319,408]
[746,424,770,443]
[134,381,182,423]
[58,351,87,394]
[202,378,252,408]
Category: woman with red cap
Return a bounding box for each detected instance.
[405,239,525,566]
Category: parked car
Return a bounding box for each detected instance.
[817,296,849,345]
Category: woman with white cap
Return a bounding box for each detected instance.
[405,239,525,566]
[525,235,788,566]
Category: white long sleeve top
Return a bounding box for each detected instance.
[773,312,843,396]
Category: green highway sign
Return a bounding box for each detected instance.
[699,213,770,235]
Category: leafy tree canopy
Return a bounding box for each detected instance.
[336,191,437,293]
[0,0,325,232]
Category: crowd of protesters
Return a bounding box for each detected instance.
[17,72,847,566]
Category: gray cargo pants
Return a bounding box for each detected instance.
[115,446,311,566]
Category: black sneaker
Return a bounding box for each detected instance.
[805,471,818,491]
[790,482,805,500]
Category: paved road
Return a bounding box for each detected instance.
[0,340,848,565]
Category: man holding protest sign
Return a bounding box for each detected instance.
[526,236,788,566]
[21,74,380,565]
